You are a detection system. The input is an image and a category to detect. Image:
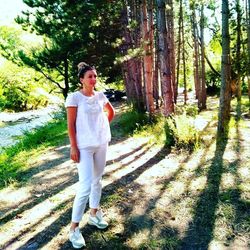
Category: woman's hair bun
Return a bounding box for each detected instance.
[77,62,95,79]
[77,62,89,71]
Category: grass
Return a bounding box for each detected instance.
[0,115,67,189]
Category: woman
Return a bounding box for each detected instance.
[65,62,115,248]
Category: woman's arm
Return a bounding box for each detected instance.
[104,102,115,122]
[67,107,80,163]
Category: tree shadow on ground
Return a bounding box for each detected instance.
[180,136,229,249]
[1,143,169,249]
[12,146,170,250]
[0,140,147,226]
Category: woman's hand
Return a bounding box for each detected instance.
[70,146,80,163]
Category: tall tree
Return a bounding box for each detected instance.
[217,0,232,135]
[156,0,174,116]
[247,0,250,110]
[141,0,154,114]
[180,0,187,104]
[166,0,176,103]
[190,1,200,100]
[235,0,242,101]
[199,2,207,110]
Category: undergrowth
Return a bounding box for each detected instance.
[0,114,67,189]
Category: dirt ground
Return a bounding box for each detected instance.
[0,99,249,250]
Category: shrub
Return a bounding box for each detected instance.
[164,113,200,150]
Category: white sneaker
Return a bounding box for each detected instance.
[88,210,109,229]
[69,227,86,249]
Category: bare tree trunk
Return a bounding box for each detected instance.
[190,3,200,100]
[63,57,69,99]
[236,0,242,102]
[166,0,176,103]
[248,0,250,111]
[149,0,159,109]
[156,0,174,116]
[176,0,182,104]
[180,0,187,104]
[199,3,207,110]
[217,0,232,135]
[153,48,160,109]
[141,0,154,114]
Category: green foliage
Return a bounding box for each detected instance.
[0,60,53,111]
[0,114,67,189]
[164,113,200,150]
[14,0,123,93]
[111,107,151,137]
[0,26,22,64]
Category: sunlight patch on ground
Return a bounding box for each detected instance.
[220,173,236,190]
[194,117,209,131]
[238,166,250,181]
[32,160,74,184]
[0,182,77,249]
[0,187,32,218]
[135,155,182,185]
[127,229,150,248]
[209,240,228,250]
[107,137,149,162]
[189,176,207,193]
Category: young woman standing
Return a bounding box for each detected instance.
[65,62,115,248]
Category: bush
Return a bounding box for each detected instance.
[111,107,151,137]
[164,113,200,150]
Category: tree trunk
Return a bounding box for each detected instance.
[149,0,159,109]
[141,0,154,114]
[190,3,200,100]
[248,0,250,111]
[236,0,242,102]
[166,0,176,104]
[180,0,187,104]
[156,0,174,116]
[217,0,232,135]
[176,0,182,104]
[199,3,207,110]
[63,57,69,99]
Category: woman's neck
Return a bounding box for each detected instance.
[81,87,95,97]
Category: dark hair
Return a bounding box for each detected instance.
[77,62,95,79]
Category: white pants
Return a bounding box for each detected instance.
[71,143,108,223]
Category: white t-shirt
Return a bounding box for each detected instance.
[65,91,111,149]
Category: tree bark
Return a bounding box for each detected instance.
[217,0,232,135]
[248,0,250,111]
[180,0,187,104]
[166,0,176,104]
[199,3,207,110]
[141,0,154,114]
[156,0,174,116]
[236,0,242,102]
[190,3,200,100]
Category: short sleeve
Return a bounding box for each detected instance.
[100,92,109,105]
[65,92,78,107]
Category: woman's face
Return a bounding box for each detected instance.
[81,69,97,88]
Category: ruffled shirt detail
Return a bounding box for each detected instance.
[65,91,111,149]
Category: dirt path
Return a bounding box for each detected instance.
[0,100,249,250]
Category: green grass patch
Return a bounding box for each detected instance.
[0,115,67,189]
[138,236,180,250]
[164,113,200,150]
[111,106,153,138]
